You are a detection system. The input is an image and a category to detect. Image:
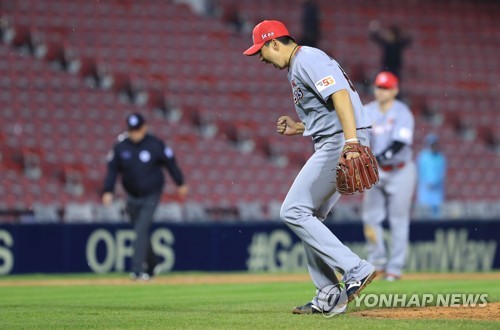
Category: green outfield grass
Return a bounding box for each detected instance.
[0,272,498,329]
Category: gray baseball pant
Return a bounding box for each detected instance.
[362,161,416,276]
[280,130,374,291]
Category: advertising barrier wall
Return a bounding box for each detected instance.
[0,220,498,275]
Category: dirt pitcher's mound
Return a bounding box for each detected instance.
[351,302,500,321]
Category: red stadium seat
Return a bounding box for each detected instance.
[1,0,499,218]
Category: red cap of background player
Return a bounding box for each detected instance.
[374,71,399,89]
[243,20,291,56]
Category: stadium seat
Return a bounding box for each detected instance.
[94,201,126,223]
[63,202,94,223]
[1,0,499,221]
[32,203,61,223]
[154,202,184,223]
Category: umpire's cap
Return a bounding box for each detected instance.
[126,113,145,130]
[374,71,399,89]
[243,20,291,56]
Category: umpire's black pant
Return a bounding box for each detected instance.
[126,192,161,274]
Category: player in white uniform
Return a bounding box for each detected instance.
[244,20,376,314]
[362,72,416,281]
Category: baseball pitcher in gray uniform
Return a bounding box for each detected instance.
[244,20,376,314]
[362,71,416,281]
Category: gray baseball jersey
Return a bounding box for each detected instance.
[288,46,372,139]
[364,99,414,166]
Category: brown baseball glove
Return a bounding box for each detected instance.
[336,142,379,195]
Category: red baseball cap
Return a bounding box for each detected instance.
[374,71,399,89]
[243,20,291,56]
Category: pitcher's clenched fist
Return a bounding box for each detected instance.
[277,116,305,136]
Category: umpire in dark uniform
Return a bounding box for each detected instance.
[102,113,188,280]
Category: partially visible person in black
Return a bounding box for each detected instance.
[369,20,412,80]
[102,113,188,281]
[299,0,321,47]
